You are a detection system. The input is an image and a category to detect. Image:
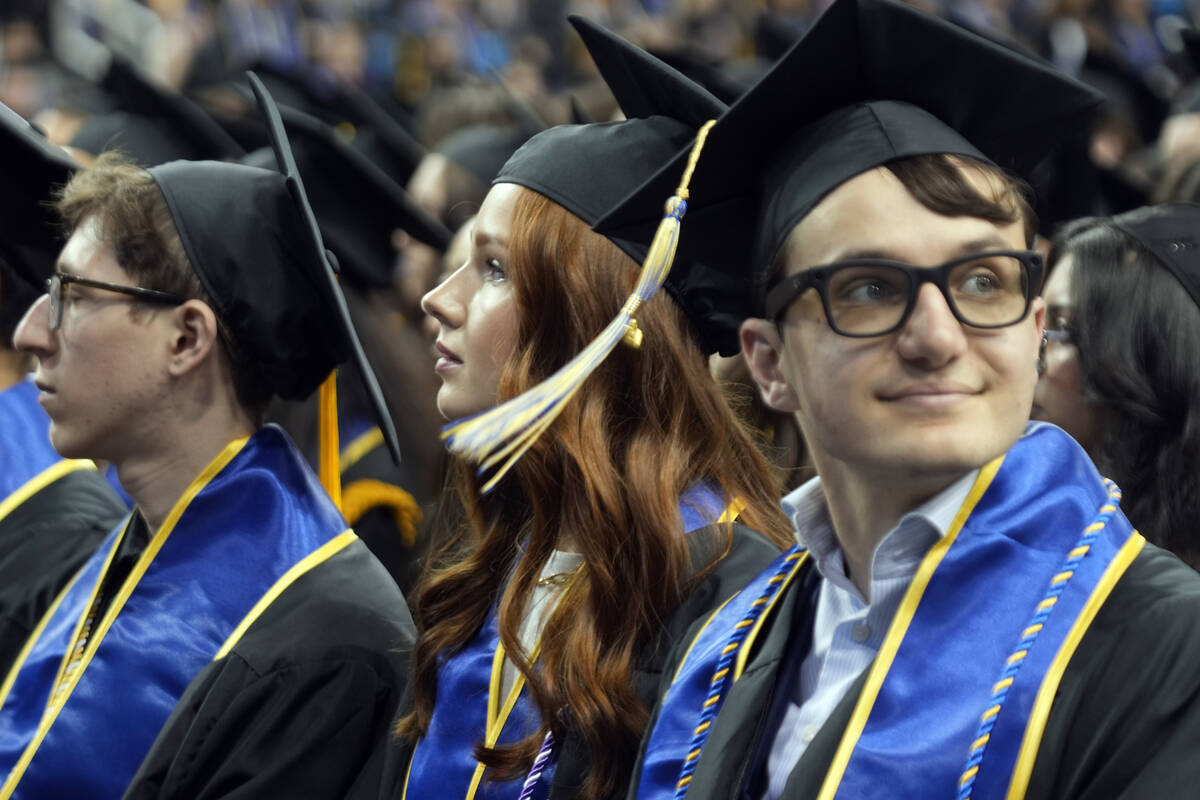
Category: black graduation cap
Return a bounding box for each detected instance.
[207,63,426,186]
[1111,202,1200,309]
[241,104,452,290]
[595,0,1104,318]
[0,102,79,289]
[646,45,750,106]
[69,52,244,165]
[494,15,740,355]
[147,73,400,463]
[437,123,532,187]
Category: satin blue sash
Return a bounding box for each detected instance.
[638,425,1143,800]
[404,483,734,800]
[0,424,350,799]
[0,380,61,500]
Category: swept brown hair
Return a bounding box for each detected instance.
[397,187,793,798]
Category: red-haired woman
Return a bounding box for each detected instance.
[387,18,794,800]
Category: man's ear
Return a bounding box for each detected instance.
[740,317,801,413]
[167,300,219,378]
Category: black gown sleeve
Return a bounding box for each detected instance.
[1026,543,1200,799]
[124,540,414,800]
[0,467,126,674]
[550,523,785,799]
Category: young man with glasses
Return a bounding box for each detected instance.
[0,79,414,798]
[598,0,1200,796]
[0,107,127,678]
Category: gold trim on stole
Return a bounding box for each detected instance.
[816,455,1005,800]
[0,437,248,797]
[1003,533,1146,799]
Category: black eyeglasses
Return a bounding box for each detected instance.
[764,250,1045,337]
[45,272,187,332]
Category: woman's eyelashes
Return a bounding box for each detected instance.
[483,257,507,283]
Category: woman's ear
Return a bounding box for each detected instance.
[167,300,219,378]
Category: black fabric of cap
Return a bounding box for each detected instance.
[437,123,531,186]
[241,105,452,290]
[595,0,1104,313]
[0,102,79,289]
[1111,203,1200,310]
[495,15,748,355]
[148,73,401,462]
[69,53,243,164]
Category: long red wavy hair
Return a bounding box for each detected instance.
[397,187,793,798]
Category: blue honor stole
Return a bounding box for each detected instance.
[0,425,356,799]
[0,380,95,508]
[639,425,1145,800]
[403,484,739,800]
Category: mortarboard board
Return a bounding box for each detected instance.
[208,62,427,186]
[1110,202,1200,310]
[0,102,80,289]
[596,0,1104,311]
[68,52,244,165]
[241,104,452,291]
[442,17,727,488]
[147,73,401,468]
[436,123,533,188]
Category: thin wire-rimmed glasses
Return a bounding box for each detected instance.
[46,272,187,332]
[764,250,1045,337]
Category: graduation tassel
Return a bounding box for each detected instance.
[318,369,343,511]
[442,119,717,493]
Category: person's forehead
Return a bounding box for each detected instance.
[780,166,1024,273]
[57,216,128,281]
[474,183,522,247]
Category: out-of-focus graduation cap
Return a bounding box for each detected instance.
[203,63,426,186]
[443,16,727,488]
[647,45,750,106]
[596,0,1104,309]
[1111,202,1200,309]
[0,102,79,288]
[69,52,244,165]
[241,105,452,290]
[437,123,532,188]
[494,14,738,355]
[147,73,400,466]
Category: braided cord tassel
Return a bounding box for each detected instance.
[442,120,718,494]
[956,479,1122,800]
[517,730,556,800]
[673,547,805,799]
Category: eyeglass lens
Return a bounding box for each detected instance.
[47,274,63,331]
[825,255,1029,335]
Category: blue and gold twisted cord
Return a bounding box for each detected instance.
[673,546,805,799]
[956,479,1122,800]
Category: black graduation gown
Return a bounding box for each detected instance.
[633,543,1200,799]
[373,523,786,800]
[0,467,126,674]
[124,538,415,800]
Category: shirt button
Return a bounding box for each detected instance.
[851,623,871,643]
[802,725,818,743]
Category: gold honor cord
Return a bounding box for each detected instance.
[318,369,342,511]
[443,119,719,493]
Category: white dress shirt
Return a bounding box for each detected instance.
[761,469,978,800]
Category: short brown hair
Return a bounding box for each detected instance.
[55,152,272,414]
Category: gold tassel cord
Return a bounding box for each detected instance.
[442,119,718,493]
[318,369,342,511]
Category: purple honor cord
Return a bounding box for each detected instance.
[517,730,556,800]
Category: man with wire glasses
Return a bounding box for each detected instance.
[600,0,1200,797]
[0,79,413,798]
